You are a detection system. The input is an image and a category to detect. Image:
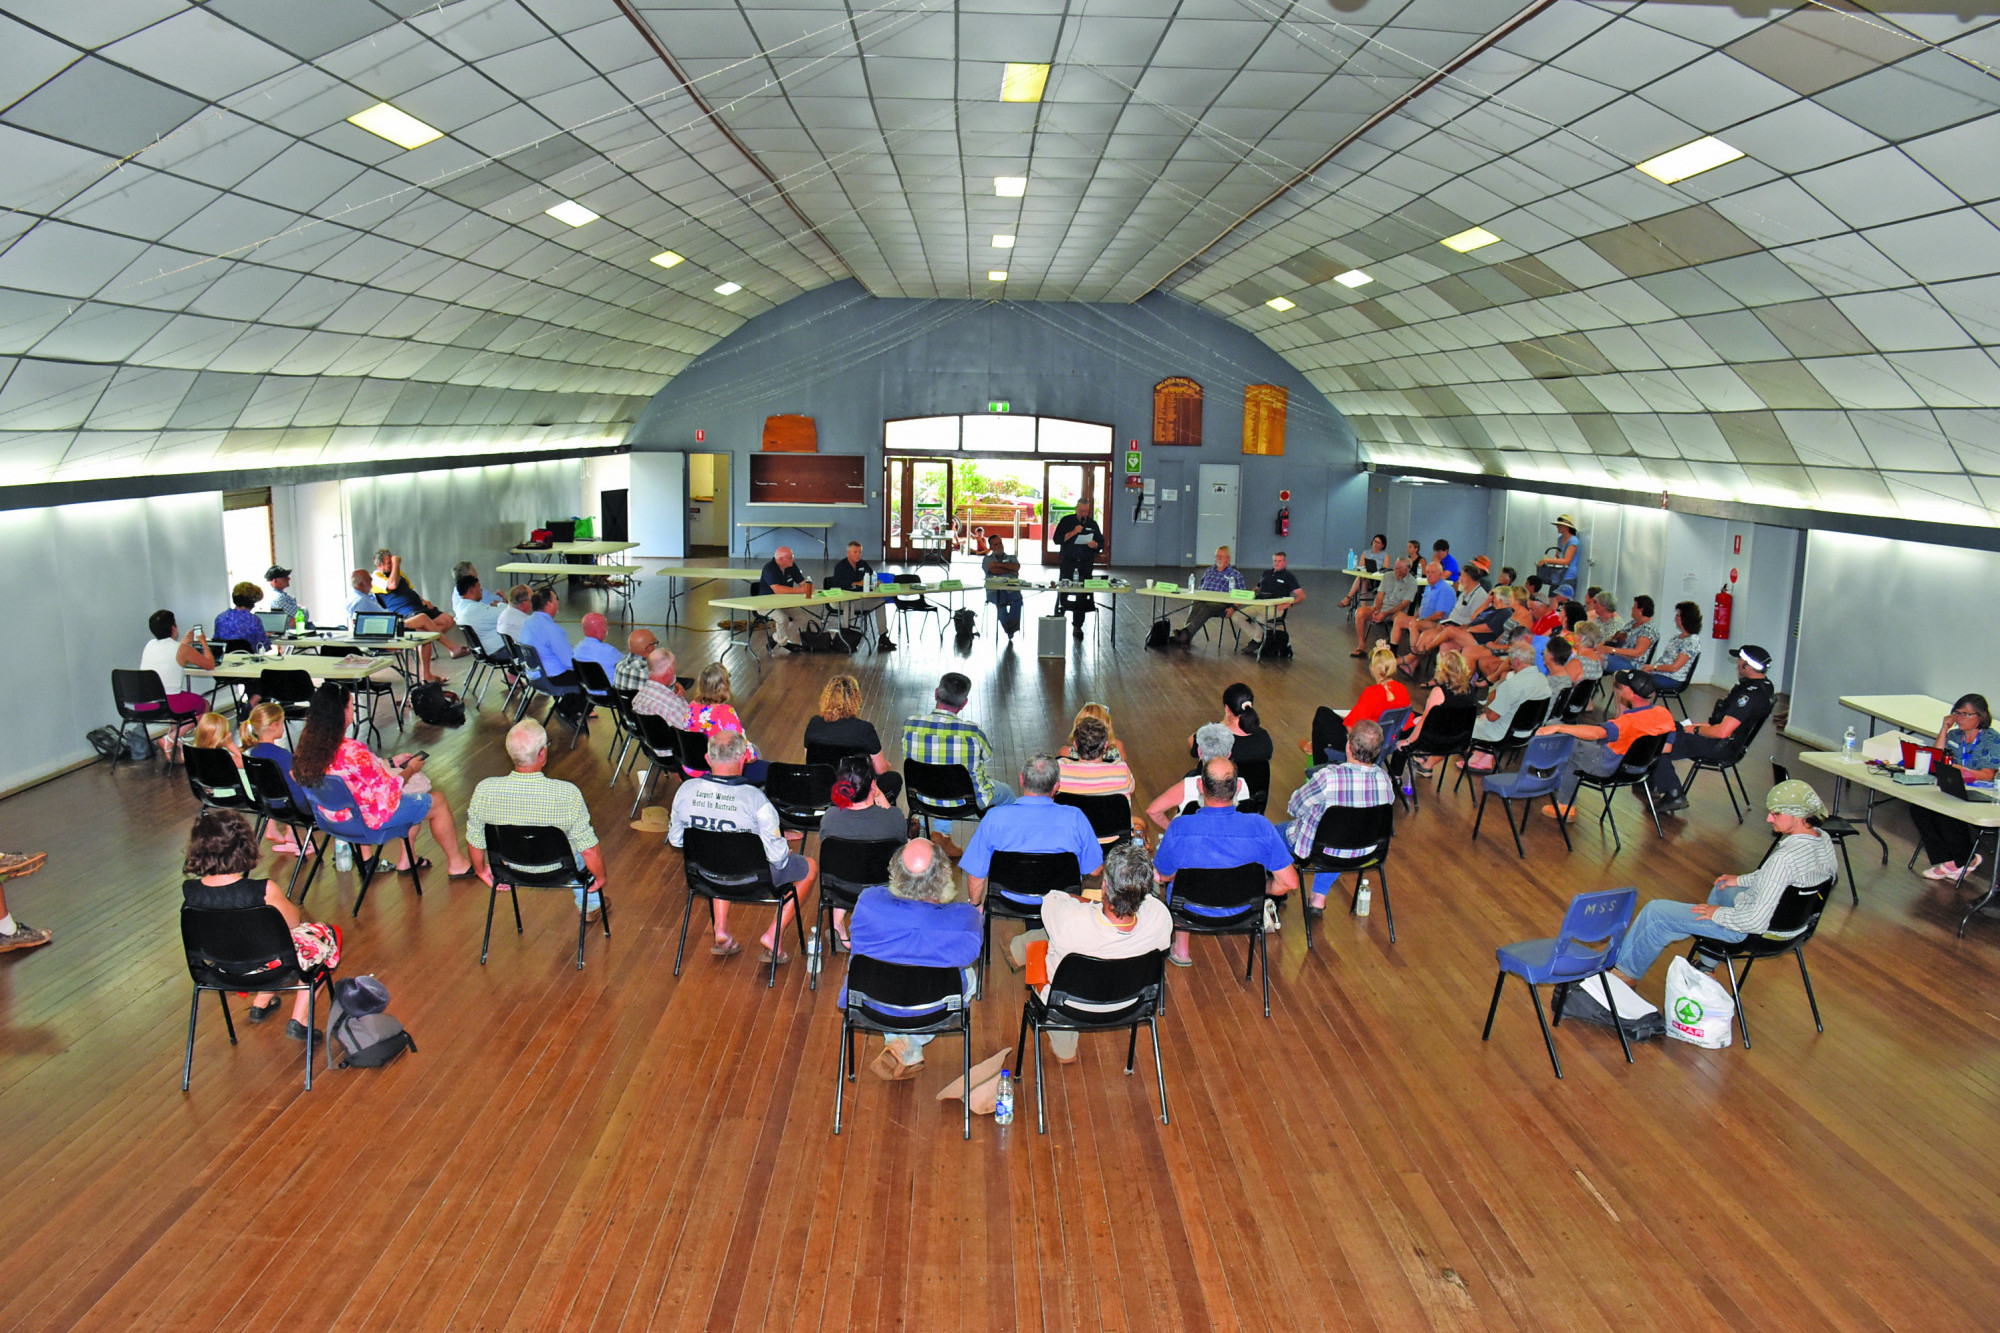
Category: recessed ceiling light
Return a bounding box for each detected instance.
[1334,270,1373,288]
[992,234,1016,248]
[1441,226,1500,253]
[545,200,598,227]
[1000,63,1050,103]
[1636,135,1743,184]
[1265,296,1296,311]
[994,176,1027,198]
[988,270,1008,282]
[649,250,684,269]
[714,281,742,295]
[346,102,442,150]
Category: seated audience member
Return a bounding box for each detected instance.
[1354,557,1418,657]
[1586,590,1626,645]
[1034,841,1173,1062]
[686,662,767,783]
[181,810,341,1042]
[827,540,895,650]
[1459,586,1534,683]
[265,565,306,624]
[1537,514,1584,597]
[805,674,901,802]
[215,582,270,651]
[903,672,1016,853]
[1146,724,1249,830]
[290,683,473,876]
[754,545,815,652]
[240,702,308,854]
[1400,649,1479,779]
[1188,682,1273,767]
[822,755,913,950]
[1431,539,1460,580]
[1387,561,1453,653]
[517,589,587,718]
[1058,702,1125,763]
[1648,645,1776,813]
[494,584,533,644]
[466,719,608,919]
[345,569,390,617]
[1534,671,1676,821]
[1057,716,1135,800]
[371,550,459,675]
[959,755,1103,909]
[849,837,981,1081]
[1462,640,1552,770]
[139,609,215,759]
[631,649,690,729]
[614,628,658,692]
[1604,595,1659,671]
[1172,545,1251,646]
[1339,534,1390,608]
[668,730,816,963]
[1283,718,1393,924]
[1608,782,1838,984]
[1648,601,1704,694]
[571,611,624,684]
[452,573,504,648]
[1543,635,1583,689]
[1905,693,2000,881]
[1155,757,1298,966]
[1571,622,1607,681]
[1306,643,1410,766]
[983,536,1024,639]
[190,711,240,762]
[1405,567,1490,668]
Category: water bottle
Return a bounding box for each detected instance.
[1843,726,1859,760]
[1355,876,1372,916]
[1347,547,1356,571]
[334,839,353,871]
[805,925,822,976]
[994,1069,1014,1126]
[293,608,306,635]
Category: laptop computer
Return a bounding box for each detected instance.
[255,610,290,635]
[1936,763,1999,803]
[352,612,402,641]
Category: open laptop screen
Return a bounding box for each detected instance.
[353,612,401,639]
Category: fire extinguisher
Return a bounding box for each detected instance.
[1276,506,1290,537]
[1711,580,1733,640]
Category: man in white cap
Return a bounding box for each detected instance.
[1649,645,1775,814]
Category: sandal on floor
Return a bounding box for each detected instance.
[1349,648,1367,658]
[759,946,791,966]
[447,864,478,879]
[392,856,433,873]
[710,937,742,957]
[1167,953,1193,968]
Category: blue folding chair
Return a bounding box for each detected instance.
[1481,887,1639,1078]
[1473,733,1576,857]
[296,774,428,918]
[514,642,589,745]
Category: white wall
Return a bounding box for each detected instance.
[629,452,687,559]
[1,493,227,792]
[345,459,582,605]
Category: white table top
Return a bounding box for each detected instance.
[1152,588,1294,610]
[1841,694,1952,738]
[509,541,639,556]
[1797,749,2000,827]
[1344,567,1384,580]
[283,631,439,651]
[738,520,834,529]
[653,566,766,580]
[494,562,642,576]
[195,652,396,683]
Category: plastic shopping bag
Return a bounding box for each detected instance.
[1664,956,1736,1048]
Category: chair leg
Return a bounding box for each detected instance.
[961,1027,973,1140]
[672,887,696,976]
[1149,1018,1169,1125]
[833,1019,850,1135]
[1377,867,1395,945]
[1124,1022,1138,1074]
[1723,955,1751,1049]
[1481,971,1507,1041]
[481,885,498,965]
[1641,783,1665,839]
[182,986,202,1091]
[1592,974,1635,1064]
[1794,948,1823,1033]
[404,836,424,895]
[1012,1005,1031,1084]
[1528,982,1564,1079]
[1034,1017,1048,1134]
[1504,795,1527,858]
[1471,789,1490,843]
[303,985,315,1091]
[1839,838,1858,906]
[576,890,589,971]
[1259,927,1270,1019]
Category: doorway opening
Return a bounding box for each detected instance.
[222,488,274,597]
[882,414,1114,570]
[687,453,730,556]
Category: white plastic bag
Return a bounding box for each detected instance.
[1664,956,1735,1048]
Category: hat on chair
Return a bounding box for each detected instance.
[629,805,671,834]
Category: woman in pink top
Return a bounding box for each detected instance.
[291,684,472,876]
[685,663,768,783]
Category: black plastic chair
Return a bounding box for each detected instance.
[1162,863,1274,1016]
[257,667,315,742]
[980,850,1083,985]
[766,762,835,848]
[1292,803,1396,945]
[603,688,643,789]
[242,755,321,901]
[676,828,809,988]
[180,905,335,1091]
[815,836,904,960]
[574,658,624,758]
[1453,696,1551,794]
[111,668,202,773]
[1054,791,1137,845]
[1573,731,1671,851]
[184,746,262,820]
[456,624,512,709]
[889,573,943,639]
[1013,950,1170,1134]
[1654,651,1701,720]
[835,955,974,1139]
[1394,700,1479,813]
[626,712,686,818]
[496,632,530,715]
[905,759,986,837]
[1767,762,1859,905]
[1686,876,1836,1049]
[1680,713,1769,823]
[675,727,712,779]
[481,824,608,971]
[1234,759,1271,816]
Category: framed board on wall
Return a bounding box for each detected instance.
[749,453,865,505]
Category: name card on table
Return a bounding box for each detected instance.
[1228,588,1255,600]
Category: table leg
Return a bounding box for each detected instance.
[1958,831,2000,938]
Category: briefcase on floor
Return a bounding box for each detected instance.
[1037,615,1065,658]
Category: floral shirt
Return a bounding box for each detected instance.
[1945,726,2000,774]
[325,739,405,828]
[687,702,759,767]
[1653,632,1700,683]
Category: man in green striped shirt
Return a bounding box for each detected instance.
[466,719,608,917]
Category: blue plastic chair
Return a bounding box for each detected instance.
[514,642,589,744]
[1482,887,1639,1078]
[1473,733,1575,857]
[296,774,427,918]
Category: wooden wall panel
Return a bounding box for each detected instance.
[1243,383,1287,456]
[761,414,818,453]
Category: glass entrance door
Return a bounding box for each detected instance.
[1040,461,1111,568]
[885,457,954,565]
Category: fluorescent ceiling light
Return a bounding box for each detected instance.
[1441,226,1500,253]
[994,176,1027,197]
[992,234,1016,248]
[545,200,598,227]
[1334,270,1373,288]
[1636,135,1743,184]
[1001,63,1050,103]
[714,281,742,295]
[346,103,442,150]
[988,270,1008,281]
[1265,296,1296,311]
[649,250,684,268]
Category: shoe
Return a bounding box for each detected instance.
[1924,862,1960,881]
[1963,854,1985,881]
[932,831,964,859]
[1303,904,1325,927]
[1167,952,1193,968]
[878,635,896,651]
[1541,804,1575,821]
[782,643,803,654]
[1072,626,1085,639]
[710,937,743,957]
[1349,648,1367,658]
[759,945,791,966]
[0,850,47,878]
[0,922,52,953]
[247,997,283,1024]
[1654,794,1689,814]
[584,907,602,924]
[285,1020,324,1044]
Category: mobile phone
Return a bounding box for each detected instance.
[411,750,429,762]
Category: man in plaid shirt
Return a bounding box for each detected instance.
[1172,545,1251,646]
[902,672,1015,851]
[1283,718,1393,922]
[614,628,658,692]
[466,719,608,918]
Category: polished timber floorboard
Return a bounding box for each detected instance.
[4,580,2000,1331]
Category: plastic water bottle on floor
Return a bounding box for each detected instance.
[805,926,822,976]
[333,840,353,871]
[1355,876,1372,916]
[1843,726,1859,760]
[994,1070,1014,1126]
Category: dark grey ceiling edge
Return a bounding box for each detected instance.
[0,444,631,513]
[1369,463,2000,554]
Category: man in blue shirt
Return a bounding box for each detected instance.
[571,611,624,681]
[346,569,389,620]
[958,754,1103,909]
[518,589,586,719]
[847,837,982,1080]
[1388,561,1453,653]
[1171,545,1251,646]
[1154,757,1298,966]
[1431,540,1460,580]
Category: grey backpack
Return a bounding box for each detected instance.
[327,975,417,1069]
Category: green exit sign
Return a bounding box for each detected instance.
[987,400,1010,413]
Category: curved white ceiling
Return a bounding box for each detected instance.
[1,0,1997,528]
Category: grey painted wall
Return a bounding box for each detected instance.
[625,282,1364,571]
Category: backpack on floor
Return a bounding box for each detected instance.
[88,726,149,762]
[1145,617,1175,649]
[1259,627,1293,660]
[408,682,465,727]
[328,975,417,1069]
[800,627,848,653]
[952,608,978,641]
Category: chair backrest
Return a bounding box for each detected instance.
[905,759,979,813]
[673,727,710,774]
[1550,887,1638,972]
[765,762,835,815]
[496,632,522,663]
[302,773,388,842]
[805,741,869,771]
[1562,679,1595,723]
[987,849,1083,905]
[1054,791,1133,841]
[458,623,487,655]
[574,657,614,700]
[1726,710,1769,758]
[184,746,257,812]
[1609,731,1670,781]
[1771,760,1790,786]
[1504,695,1550,743]
[182,905,306,989]
[1409,701,1479,756]
[844,954,968,1023]
[242,754,308,821]
[681,828,779,898]
[1167,863,1268,916]
[1235,759,1271,815]
[1516,732,1576,777]
[1374,706,1414,761]
[484,824,589,889]
[818,836,904,901]
[1303,803,1394,865]
[217,637,255,659]
[1044,950,1168,1025]
[258,667,314,705]
[515,640,546,677]
[1760,876,1835,942]
[112,668,168,714]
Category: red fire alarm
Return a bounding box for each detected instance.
[1732,534,1741,554]
[695,429,705,442]
[1279,489,1291,502]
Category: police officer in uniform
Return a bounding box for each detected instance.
[1052,499,1104,637]
[1649,644,1775,812]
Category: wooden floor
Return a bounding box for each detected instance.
[5,573,2000,1331]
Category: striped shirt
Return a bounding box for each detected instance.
[1285,761,1393,859]
[1712,832,1837,935]
[268,587,305,621]
[1057,757,1134,798]
[901,708,1000,805]
[613,652,652,692]
[633,680,691,730]
[465,771,598,863]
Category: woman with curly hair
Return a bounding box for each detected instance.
[291,683,471,877]
[803,674,900,801]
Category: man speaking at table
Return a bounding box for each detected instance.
[1052,499,1104,638]
[754,545,814,654]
